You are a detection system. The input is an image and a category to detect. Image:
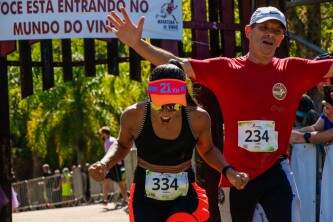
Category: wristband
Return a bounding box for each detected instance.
[222,165,235,177]
[303,132,311,143]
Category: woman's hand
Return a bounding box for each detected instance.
[88,161,107,182]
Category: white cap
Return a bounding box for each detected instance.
[250,6,286,29]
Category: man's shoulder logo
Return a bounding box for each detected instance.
[272,83,287,101]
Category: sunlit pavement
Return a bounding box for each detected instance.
[13,203,129,222]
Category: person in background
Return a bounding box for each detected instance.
[99,126,128,206]
[52,169,62,205]
[82,163,92,203]
[290,94,319,222]
[290,90,333,144]
[11,187,19,211]
[9,169,20,212]
[42,164,53,207]
[42,164,53,177]
[290,90,333,222]
[61,167,74,205]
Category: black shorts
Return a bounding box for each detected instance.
[220,157,299,222]
[105,161,124,182]
[127,166,209,222]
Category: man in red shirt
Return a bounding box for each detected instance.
[106,6,333,222]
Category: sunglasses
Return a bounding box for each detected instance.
[151,103,182,112]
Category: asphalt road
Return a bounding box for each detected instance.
[13,203,129,222]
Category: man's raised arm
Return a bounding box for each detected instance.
[106,7,195,79]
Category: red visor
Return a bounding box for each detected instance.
[147,79,187,106]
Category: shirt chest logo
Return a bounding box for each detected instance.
[272,83,287,101]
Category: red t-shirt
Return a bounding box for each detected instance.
[190,56,332,186]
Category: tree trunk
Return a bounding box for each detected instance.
[32,154,42,178]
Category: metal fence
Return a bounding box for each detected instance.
[12,148,137,211]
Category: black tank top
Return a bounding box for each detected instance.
[134,102,197,166]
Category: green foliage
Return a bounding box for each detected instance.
[320,3,333,53]
[9,39,149,172]
[288,3,333,57]
[182,0,192,54]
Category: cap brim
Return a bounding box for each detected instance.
[255,17,286,29]
[150,94,187,106]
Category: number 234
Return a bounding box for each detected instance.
[245,130,269,142]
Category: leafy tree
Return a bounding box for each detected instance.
[9,39,149,177]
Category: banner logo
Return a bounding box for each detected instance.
[156,0,179,31]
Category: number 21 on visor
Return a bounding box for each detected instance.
[147,79,187,106]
